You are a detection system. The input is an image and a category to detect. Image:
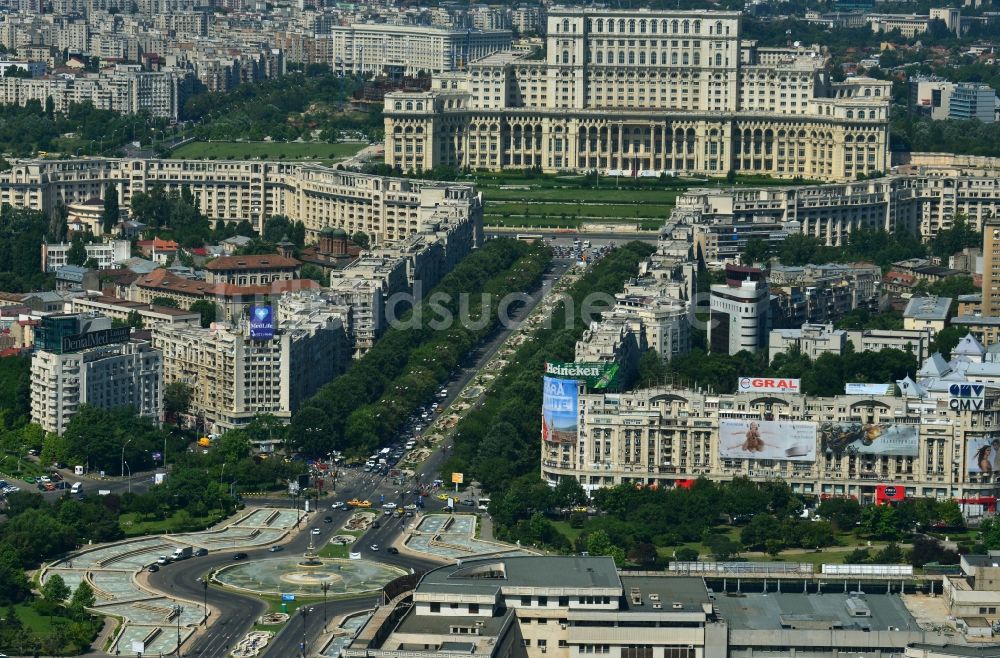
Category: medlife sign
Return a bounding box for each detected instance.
[949,383,986,411]
[737,377,801,394]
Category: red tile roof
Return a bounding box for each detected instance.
[205,254,301,271]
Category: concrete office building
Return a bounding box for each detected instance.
[349,555,944,658]
[313,24,512,77]
[903,296,952,336]
[708,266,770,355]
[40,240,130,273]
[0,159,484,245]
[152,308,348,433]
[846,328,934,363]
[383,7,892,181]
[30,314,162,434]
[768,323,847,363]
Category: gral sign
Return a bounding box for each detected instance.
[968,436,1000,474]
[718,419,816,461]
[819,422,919,457]
[542,376,578,444]
[546,361,619,389]
[845,383,894,396]
[737,377,801,394]
[249,305,275,340]
[61,326,130,353]
[950,383,986,412]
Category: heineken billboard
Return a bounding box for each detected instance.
[545,361,620,389]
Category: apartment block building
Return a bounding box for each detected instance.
[312,23,512,76]
[0,159,484,245]
[383,7,891,182]
[40,239,130,273]
[30,314,162,434]
[152,309,348,433]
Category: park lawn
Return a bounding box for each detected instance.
[119,509,229,537]
[171,141,363,161]
[487,202,677,219]
[483,187,683,203]
[0,454,47,478]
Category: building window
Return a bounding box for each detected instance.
[430,603,440,613]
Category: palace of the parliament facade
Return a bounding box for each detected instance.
[384,7,891,182]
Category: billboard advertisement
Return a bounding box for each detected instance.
[542,376,578,444]
[845,383,894,396]
[249,305,275,340]
[950,383,986,412]
[718,419,816,461]
[737,377,801,394]
[875,484,906,505]
[968,437,1000,474]
[819,422,919,457]
[61,326,130,353]
[546,361,619,389]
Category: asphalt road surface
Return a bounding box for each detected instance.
[135,253,574,657]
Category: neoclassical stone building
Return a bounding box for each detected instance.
[384,7,891,182]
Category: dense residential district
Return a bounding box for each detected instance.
[6,1,1000,658]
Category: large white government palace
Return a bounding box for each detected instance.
[384,6,891,182]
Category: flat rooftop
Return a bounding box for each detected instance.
[417,556,622,596]
[714,591,920,632]
[618,575,709,613]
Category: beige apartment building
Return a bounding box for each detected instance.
[0,159,484,244]
[383,7,891,182]
[152,310,348,433]
[541,384,1000,503]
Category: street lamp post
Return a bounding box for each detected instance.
[174,604,184,657]
[202,577,208,626]
[121,438,133,481]
[321,582,330,625]
[124,461,132,494]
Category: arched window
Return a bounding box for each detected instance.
[628,19,636,33]
[715,53,722,66]
[639,52,646,65]
[607,20,614,33]
[628,51,635,64]
[405,101,413,110]
[693,20,701,34]
[716,21,723,35]
[394,101,402,110]
[607,50,613,63]
[875,88,882,96]
[639,20,646,33]
[672,52,678,65]
[846,110,854,119]
[650,52,657,65]
[562,19,569,33]
[618,19,625,32]
[864,88,871,96]
[682,53,689,65]
[562,50,569,64]
[596,51,603,64]
[415,102,423,111]
[650,20,657,33]
[619,51,626,64]
[683,20,689,34]
[693,52,700,66]
[671,20,679,33]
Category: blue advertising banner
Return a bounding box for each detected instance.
[542,376,578,445]
[250,305,275,340]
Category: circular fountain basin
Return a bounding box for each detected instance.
[215,557,404,597]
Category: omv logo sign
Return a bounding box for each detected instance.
[249,305,275,340]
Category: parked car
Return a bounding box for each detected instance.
[323,516,333,523]
[156,555,170,565]
[370,544,380,551]
[311,528,321,535]
[331,501,346,510]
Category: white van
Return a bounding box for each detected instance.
[71,482,82,495]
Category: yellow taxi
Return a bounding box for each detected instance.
[347,499,372,508]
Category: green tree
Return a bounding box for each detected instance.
[65,235,87,267]
[742,237,770,266]
[41,574,70,603]
[0,544,30,604]
[351,231,370,249]
[586,529,625,566]
[300,264,327,284]
[151,296,179,308]
[69,581,96,611]
[163,382,193,422]
[101,182,119,233]
[190,300,217,328]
